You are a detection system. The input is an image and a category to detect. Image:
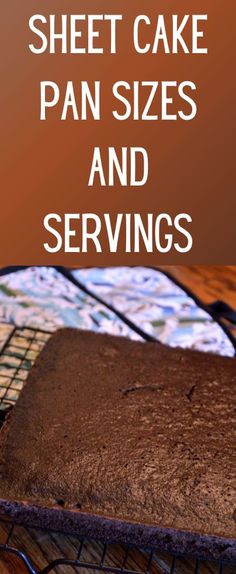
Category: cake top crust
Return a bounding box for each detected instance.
[0,328,235,542]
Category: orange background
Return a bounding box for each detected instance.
[0,1,235,265]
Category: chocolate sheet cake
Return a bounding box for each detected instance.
[0,328,235,561]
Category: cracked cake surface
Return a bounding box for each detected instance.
[0,328,235,558]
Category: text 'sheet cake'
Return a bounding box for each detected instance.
[0,329,235,560]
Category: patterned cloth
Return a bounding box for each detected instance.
[0,266,234,356]
[0,267,140,339]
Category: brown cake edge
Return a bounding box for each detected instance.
[0,497,235,562]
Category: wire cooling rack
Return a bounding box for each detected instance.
[0,325,235,574]
[0,325,51,423]
[0,518,235,574]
